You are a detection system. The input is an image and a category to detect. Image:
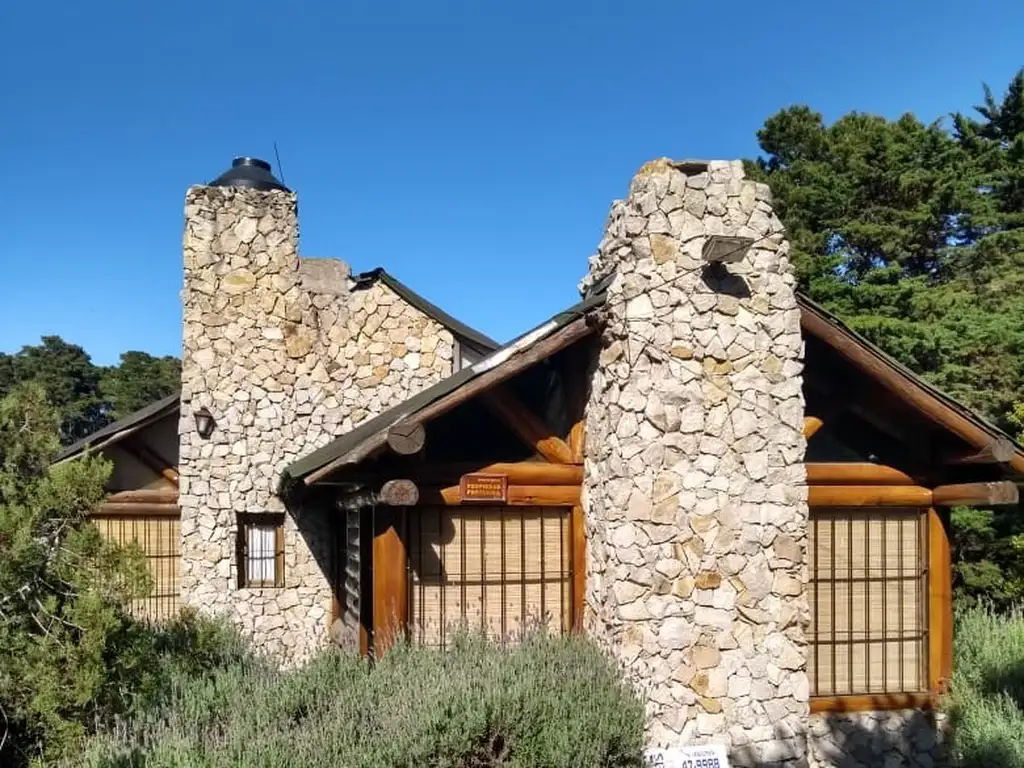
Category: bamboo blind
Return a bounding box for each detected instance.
[808,507,928,696]
[408,506,572,648]
[90,511,181,622]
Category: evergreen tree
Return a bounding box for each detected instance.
[100,351,180,421]
[748,69,1024,425]
[3,338,108,444]
[0,385,147,764]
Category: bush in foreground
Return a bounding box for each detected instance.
[0,384,249,766]
[76,631,646,768]
[949,603,1024,767]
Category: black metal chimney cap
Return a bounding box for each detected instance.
[209,156,290,192]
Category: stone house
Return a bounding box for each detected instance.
[60,156,1024,767]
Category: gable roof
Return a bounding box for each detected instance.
[797,293,1024,475]
[55,269,499,463]
[285,287,1024,486]
[281,291,605,486]
[55,391,180,462]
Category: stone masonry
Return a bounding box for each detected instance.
[581,159,810,765]
[179,183,455,661]
[809,710,948,768]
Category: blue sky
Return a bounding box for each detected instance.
[1,1,1022,365]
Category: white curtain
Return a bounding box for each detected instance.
[246,523,277,585]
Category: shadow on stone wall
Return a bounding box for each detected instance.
[285,494,348,643]
[804,710,947,768]
[718,711,949,768]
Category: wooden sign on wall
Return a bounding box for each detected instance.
[459,473,508,503]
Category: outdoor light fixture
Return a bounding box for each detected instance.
[193,406,216,439]
[702,234,754,264]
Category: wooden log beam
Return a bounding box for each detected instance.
[482,387,574,464]
[386,421,425,456]
[810,693,936,715]
[421,484,581,507]
[803,416,825,440]
[127,442,180,487]
[805,463,917,486]
[93,502,180,517]
[106,489,180,504]
[801,305,1024,474]
[944,439,1016,466]
[932,481,1019,507]
[378,479,419,506]
[808,485,933,507]
[304,316,597,485]
[321,461,585,487]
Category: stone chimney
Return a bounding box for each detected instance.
[178,157,336,660]
[582,160,809,765]
[178,158,456,660]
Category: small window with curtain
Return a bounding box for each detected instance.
[808,507,929,697]
[237,514,285,588]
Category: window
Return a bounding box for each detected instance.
[237,514,284,588]
[407,506,573,648]
[808,508,928,696]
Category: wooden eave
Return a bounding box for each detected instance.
[798,294,1024,476]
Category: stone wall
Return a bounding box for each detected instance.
[581,159,810,765]
[179,184,455,661]
[809,710,947,768]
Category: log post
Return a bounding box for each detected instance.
[372,508,408,655]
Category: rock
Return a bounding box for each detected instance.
[222,268,257,294]
[692,645,721,669]
[659,618,692,649]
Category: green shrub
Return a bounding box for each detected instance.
[76,631,646,768]
[0,384,250,766]
[949,603,1024,767]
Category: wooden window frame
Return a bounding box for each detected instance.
[237,513,285,589]
[808,488,953,714]
[370,486,585,656]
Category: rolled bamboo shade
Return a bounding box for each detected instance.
[408,506,571,648]
[91,511,181,622]
[808,508,927,696]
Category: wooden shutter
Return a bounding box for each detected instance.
[808,508,928,696]
[408,506,571,648]
[91,510,181,621]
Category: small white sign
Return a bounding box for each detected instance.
[645,744,731,768]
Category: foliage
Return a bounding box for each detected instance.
[99,351,180,422]
[948,603,1024,767]
[0,341,180,446]
[75,632,646,768]
[749,66,1024,606]
[748,66,1024,425]
[0,384,239,766]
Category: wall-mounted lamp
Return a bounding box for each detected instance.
[702,234,754,265]
[193,406,216,439]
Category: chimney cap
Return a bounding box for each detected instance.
[209,156,290,192]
